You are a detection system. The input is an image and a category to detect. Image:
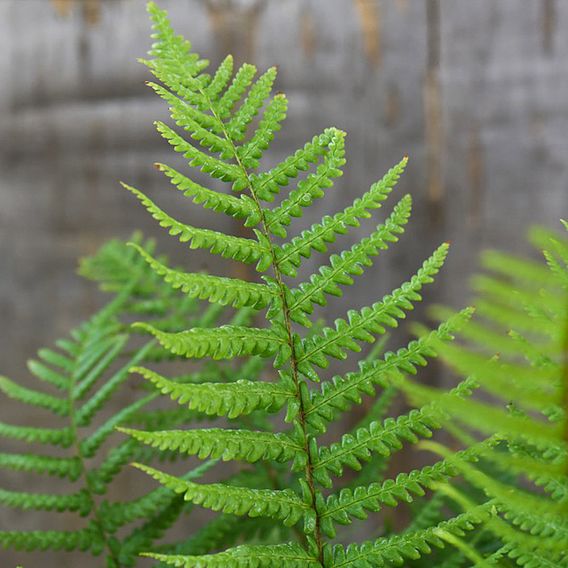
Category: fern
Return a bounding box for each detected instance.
[115,5,495,566]
[400,224,568,565]
[0,237,255,567]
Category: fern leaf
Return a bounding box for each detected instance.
[216,63,257,119]
[320,440,495,537]
[134,463,308,527]
[329,503,495,567]
[0,488,91,515]
[130,243,271,309]
[0,527,101,553]
[149,82,230,154]
[156,120,245,182]
[227,66,278,142]
[0,452,81,480]
[276,157,408,276]
[264,128,346,237]
[132,366,292,418]
[117,427,304,466]
[143,542,319,567]
[156,163,260,225]
[0,422,73,447]
[288,195,412,325]
[0,375,68,416]
[249,130,339,202]
[296,244,448,381]
[238,93,288,169]
[27,358,69,390]
[134,323,285,361]
[123,183,270,269]
[312,378,477,487]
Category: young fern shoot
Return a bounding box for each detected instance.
[121,4,487,566]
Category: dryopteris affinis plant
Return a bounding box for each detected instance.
[116,4,501,566]
[0,235,274,567]
[400,223,568,567]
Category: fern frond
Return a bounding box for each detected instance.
[123,184,271,270]
[134,463,308,527]
[133,366,292,418]
[134,323,285,360]
[276,157,407,276]
[264,128,346,237]
[329,503,496,567]
[130,243,271,309]
[143,542,319,567]
[305,308,474,432]
[296,244,449,381]
[118,427,304,466]
[0,234,242,563]
[156,163,259,224]
[0,376,68,415]
[105,4,519,565]
[0,453,81,480]
[288,195,412,325]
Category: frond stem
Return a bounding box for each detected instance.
[195,88,326,564]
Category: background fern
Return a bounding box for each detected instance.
[117,5,502,566]
[0,234,265,567]
[400,223,568,567]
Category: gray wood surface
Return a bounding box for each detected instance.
[1,0,567,565]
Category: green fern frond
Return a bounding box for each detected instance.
[295,244,448,381]
[123,184,271,270]
[134,463,308,527]
[118,427,303,466]
[129,243,271,309]
[0,236,247,563]
[401,224,568,563]
[288,194,412,326]
[144,542,319,568]
[305,308,474,433]
[0,526,101,553]
[329,502,496,567]
[108,5,500,565]
[133,323,285,360]
[276,158,407,277]
[132,366,292,418]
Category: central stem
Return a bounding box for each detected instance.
[198,88,326,564]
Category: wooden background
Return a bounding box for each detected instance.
[1,0,567,565]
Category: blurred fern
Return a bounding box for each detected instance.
[401,223,568,566]
[116,4,501,566]
[0,235,255,567]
